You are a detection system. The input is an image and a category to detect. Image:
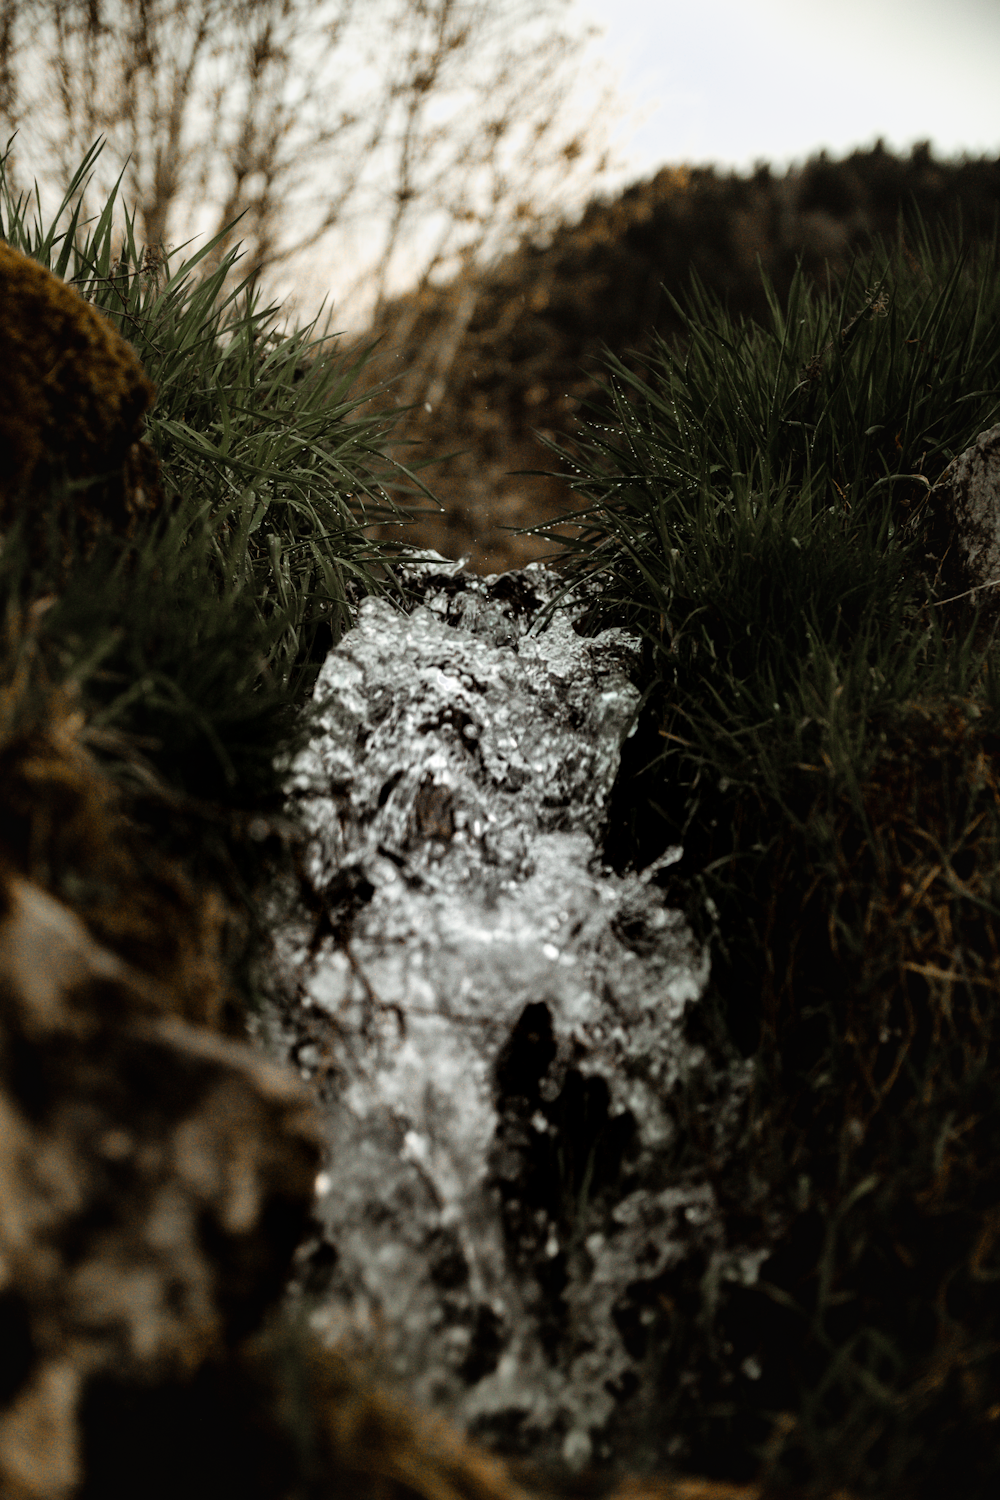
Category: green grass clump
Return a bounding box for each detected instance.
[0,139,432,1010]
[2,138,435,677]
[539,224,1000,1494]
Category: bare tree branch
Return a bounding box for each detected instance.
[0,0,620,329]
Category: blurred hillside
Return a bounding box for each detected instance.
[352,140,1000,572]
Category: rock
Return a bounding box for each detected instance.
[932,423,1000,611]
[0,670,239,1033]
[0,668,318,1499]
[264,556,761,1474]
[0,241,163,564]
[0,867,321,1499]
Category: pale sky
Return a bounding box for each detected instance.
[580,0,1000,180]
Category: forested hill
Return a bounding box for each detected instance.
[355,140,1000,572]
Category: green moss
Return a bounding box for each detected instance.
[0,238,163,554]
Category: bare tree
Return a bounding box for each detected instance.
[0,0,620,325]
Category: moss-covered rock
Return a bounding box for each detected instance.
[0,240,162,560]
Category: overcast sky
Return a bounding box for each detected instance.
[580,0,1000,180]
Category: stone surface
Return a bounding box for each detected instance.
[263,556,761,1474]
[0,868,321,1499]
[932,423,1000,609]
